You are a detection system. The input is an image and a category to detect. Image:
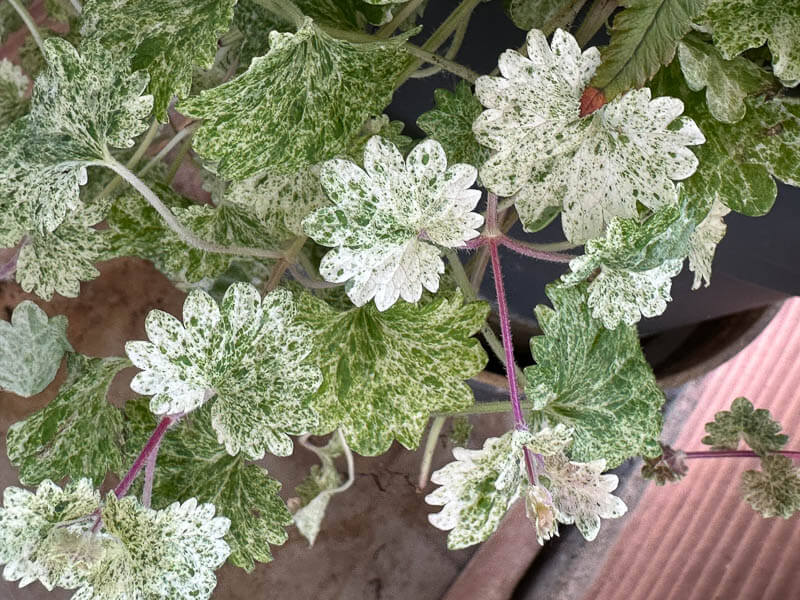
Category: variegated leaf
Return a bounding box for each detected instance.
[741,455,800,519]
[703,397,788,456]
[295,290,488,456]
[303,136,483,311]
[688,198,729,289]
[474,29,704,243]
[292,435,344,546]
[0,301,72,397]
[125,283,321,459]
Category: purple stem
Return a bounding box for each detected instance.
[487,236,538,485]
[142,434,165,508]
[462,237,486,250]
[486,193,499,233]
[685,450,800,460]
[498,236,574,264]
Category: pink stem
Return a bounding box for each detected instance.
[486,193,499,233]
[487,235,538,485]
[0,238,27,281]
[462,237,487,249]
[142,435,165,508]
[685,450,800,460]
[498,236,574,264]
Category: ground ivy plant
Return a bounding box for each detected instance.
[0,0,799,597]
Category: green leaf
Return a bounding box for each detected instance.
[0,58,29,128]
[294,0,397,30]
[417,81,489,168]
[702,396,788,455]
[81,0,236,121]
[702,0,800,86]
[741,455,800,519]
[589,0,706,101]
[292,435,344,546]
[524,283,665,468]
[652,62,800,217]
[106,185,276,283]
[125,283,321,458]
[0,301,72,397]
[677,34,776,124]
[15,202,110,300]
[426,431,526,549]
[641,443,688,485]
[124,398,293,572]
[295,291,488,455]
[503,0,580,33]
[303,137,484,310]
[0,39,152,233]
[7,354,127,486]
[560,203,698,327]
[178,19,410,180]
[474,29,704,243]
[85,494,230,600]
[688,198,729,289]
[0,478,100,590]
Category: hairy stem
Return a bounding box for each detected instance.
[104,157,284,260]
[575,0,618,47]
[418,416,446,490]
[138,122,199,177]
[498,236,575,263]
[142,435,165,508]
[435,399,534,418]
[403,43,479,82]
[409,5,474,79]
[262,235,307,294]
[376,0,426,38]
[114,415,176,500]
[8,0,45,56]
[98,119,161,200]
[685,450,800,460]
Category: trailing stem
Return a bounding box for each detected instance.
[684,450,800,460]
[418,416,446,490]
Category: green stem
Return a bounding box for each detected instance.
[262,235,307,294]
[418,416,446,490]
[164,131,194,185]
[574,0,618,47]
[542,0,590,34]
[138,122,199,177]
[8,0,45,56]
[98,119,161,200]
[254,0,305,28]
[434,399,534,418]
[403,43,479,83]
[376,0,426,38]
[103,156,284,260]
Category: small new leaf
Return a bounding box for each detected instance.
[0,478,99,590]
[525,283,665,468]
[7,354,128,486]
[688,198,729,289]
[0,301,72,397]
[126,283,321,458]
[296,291,488,456]
[417,82,489,168]
[677,34,776,124]
[475,29,703,243]
[741,455,800,519]
[702,0,800,86]
[292,435,344,546]
[179,20,410,180]
[641,443,689,485]
[702,397,788,456]
[303,137,483,310]
[124,398,293,571]
[81,0,236,120]
[589,0,707,101]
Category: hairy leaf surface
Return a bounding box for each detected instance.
[741,455,800,519]
[524,284,665,467]
[126,283,321,458]
[0,301,71,397]
[475,29,703,243]
[304,137,483,310]
[81,0,236,120]
[179,19,410,180]
[7,354,127,486]
[296,291,488,455]
[702,397,788,456]
[125,398,293,571]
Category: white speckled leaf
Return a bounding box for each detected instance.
[7,354,127,486]
[417,81,489,168]
[106,185,277,283]
[15,202,109,301]
[525,283,665,468]
[561,204,697,328]
[652,63,800,217]
[81,0,235,120]
[540,454,627,541]
[295,290,488,455]
[474,29,704,243]
[688,198,729,289]
[426,431,525,549]
[741,455,800,519]
[179,20,410,180]
[304,136,484,310]
[677,34,776,124]
[702,0,800,86]
[589,0,706,101]
[0,39,152,233]
[0,478,100,591]
[78,494,230,600]
[124,398,293,572]
[0,300,72,397]
[0,58,29,128]
[126,283,321,459]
